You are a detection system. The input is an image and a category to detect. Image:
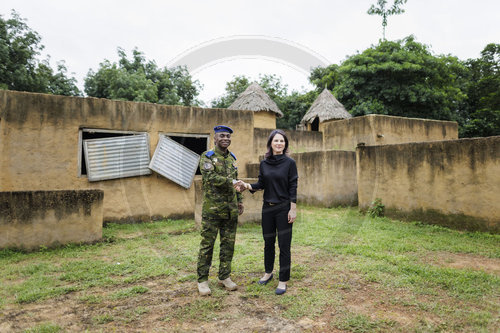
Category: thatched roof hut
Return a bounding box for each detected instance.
[301,88,352,125]
[228,83,283,117]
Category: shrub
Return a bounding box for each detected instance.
[367,198,385,217]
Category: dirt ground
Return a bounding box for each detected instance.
[2,247,499,333]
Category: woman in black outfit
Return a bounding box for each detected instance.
[236,129,298,295]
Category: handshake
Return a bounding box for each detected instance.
[232,180,251,192]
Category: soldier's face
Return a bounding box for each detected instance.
[215,132,231,150]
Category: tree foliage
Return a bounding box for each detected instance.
[84,48,202,106]
[0,10,80,95]
[367,0,408,40]
[210,75,252,109]
[310,38,499,137]
[460,43,500,137]
[330,36,466,122]
[210,74,289,109]
[278,90,318,129]
[309,64,339,92]
[211,74,316,129]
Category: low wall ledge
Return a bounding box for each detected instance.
[0,190,104,224]
[0,190,104,250]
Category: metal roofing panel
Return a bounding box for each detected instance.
[149,136,200,189]
[83,134,152,182]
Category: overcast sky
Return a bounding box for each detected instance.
[1,0,499,105]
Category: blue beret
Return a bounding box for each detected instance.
[213,125,233,134]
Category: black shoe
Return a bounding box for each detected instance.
[275,285,287,295]
[257,273,273,285]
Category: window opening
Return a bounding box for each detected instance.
[79,129,138,176]
[166,135,209,175]
[311,117,320,131]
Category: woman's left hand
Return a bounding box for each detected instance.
[288,203,297,223]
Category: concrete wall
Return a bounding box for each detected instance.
[194,178,263,227]
[323,114,458,151]
[357,136,500,232]
[0,190,103,250]
[253,128,324,157]
[253,111,276,129]
[0,90,255,222]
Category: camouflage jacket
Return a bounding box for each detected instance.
[200,146,242,220]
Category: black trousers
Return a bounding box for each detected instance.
[261,201,293,282]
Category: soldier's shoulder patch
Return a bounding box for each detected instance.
[205,150,215,157]
[203,162,214,170]
[230,152,237,160]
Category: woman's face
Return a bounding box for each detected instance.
[271,133,285,155]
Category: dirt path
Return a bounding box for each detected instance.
[3,247,498,332]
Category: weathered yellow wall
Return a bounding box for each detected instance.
[292,151,357,207]
[357,136,500,232]
[0,190,103,250]
[253,128,324,157]
[246,151,357,207]
[196,149,358,223]
[323,114,458,151]
[0,91,255,222]
[253,111,276,129]
[318,119,339,133]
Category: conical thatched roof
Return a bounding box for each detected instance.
[301,88,352,123]
[228,83,283,117]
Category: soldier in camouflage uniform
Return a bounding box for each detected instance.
[197,125,244,295]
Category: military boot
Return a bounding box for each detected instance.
[218,277,237,291]
[197,281,211,296]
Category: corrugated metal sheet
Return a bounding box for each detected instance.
[149,136,200,189]
[84,134,152,182]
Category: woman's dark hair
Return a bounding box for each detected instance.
[265,129,289,158]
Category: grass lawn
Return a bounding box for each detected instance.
[0,205,499,332]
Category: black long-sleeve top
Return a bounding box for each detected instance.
[250,154,298,204]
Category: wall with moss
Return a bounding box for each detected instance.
[293,150,357,207]
[0,190,103,249]
[253,128,324,157]
[323,114,458,151]
[357,136,500,232]
[0,90,255,222]
[246,150,357,207]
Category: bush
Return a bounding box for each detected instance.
[367,198,385,217]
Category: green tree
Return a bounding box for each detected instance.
[461,43,500,137]
[368,0,408,40]
[0,10,80,95]
[210,74,288,109]
[333,36,466,121]
[44,61,81,96]
[309,64,339,92]
[260,75,317,129]
[258,74,289,103]
[84,48,202,106]
[210,75,251,108]
[277,90,318,129]
[211,74,315,129]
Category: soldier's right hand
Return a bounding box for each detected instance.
[233,180,247,192]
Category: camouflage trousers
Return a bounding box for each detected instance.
[197,217,238,283]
